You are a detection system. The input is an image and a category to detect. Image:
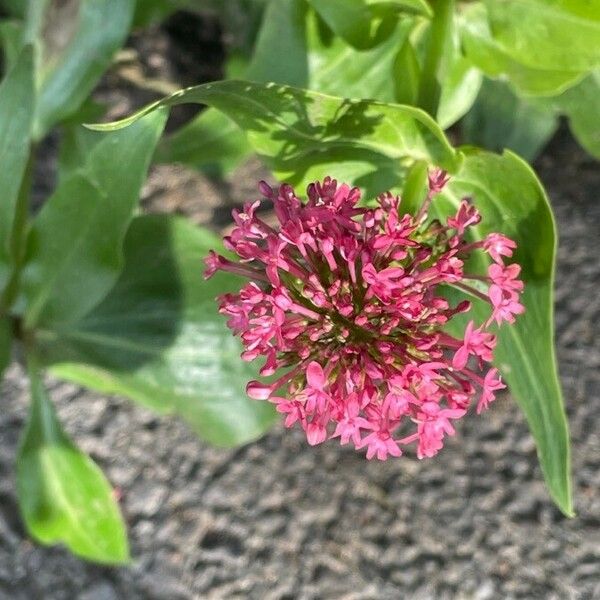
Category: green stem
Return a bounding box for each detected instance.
[417,0,455,117]
[0,145,35,316]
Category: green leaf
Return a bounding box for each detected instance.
[89,79,460,197]
[552,71,600,159]
[23,0,135,138]
[307,0,431,49]
[154,108,251,176]
[306,9,415,102]
[38,215,278,447]
[21,110,167,328]
[485,0,600,72]
[0,20,25,72]
[17,356,129,563]
[432,150,572,516]
[393,38,421,105]
[0,46,34,289]
[246,0,309,85]
[460,2,587,96]
[306,0,395,49]
[461,78,558,161]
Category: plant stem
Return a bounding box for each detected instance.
[417,0,455,117]
[0,146,35,316]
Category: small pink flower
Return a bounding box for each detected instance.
[484,233,517,264]
[477,368,506,413]
[358,429,402,460]
[428,168,450,195]
[447,200,481,235]
[452,321,497,370]
[205,173,523,460]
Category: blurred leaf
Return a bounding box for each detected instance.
[0,0,25,17]
[306,0,391,49]
[21,0,135,138]
[0,20,24,71]
[485,0,600,72]
[21,110,167,328]
[132,0,177,27]
[460,2,587,96]
[461,78,558,161]
[39,215,278,447]
[89,79,460,197]
[553,71,600,159]
[0,46,34,289]
[246,0,309,85]
[433,150,572,516]
[393,37,421,105]
[17,356,129,563]
[437,52,481,130]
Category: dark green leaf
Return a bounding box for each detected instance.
[461,78,558,161]
[21,110,167,328]
[89,80,460,197]
[38,215,278,447]
[0,46,34,290]
[17,356,129,563]
[23,0,135,138]
[432,150,572,516]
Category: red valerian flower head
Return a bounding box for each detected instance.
[204,171,524,460]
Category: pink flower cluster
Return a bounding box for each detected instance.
[205,172,524,460]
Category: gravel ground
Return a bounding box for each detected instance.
[1,11,599,600]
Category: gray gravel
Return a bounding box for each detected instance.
[0,131,599,599]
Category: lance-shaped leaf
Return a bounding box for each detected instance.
[20,109,167,328]
[21,0,135,138]
[0,46,34,289]
[89,79,459,197]
[432,149,572,516]
[17,356,129,563]
[37,215,277,448]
